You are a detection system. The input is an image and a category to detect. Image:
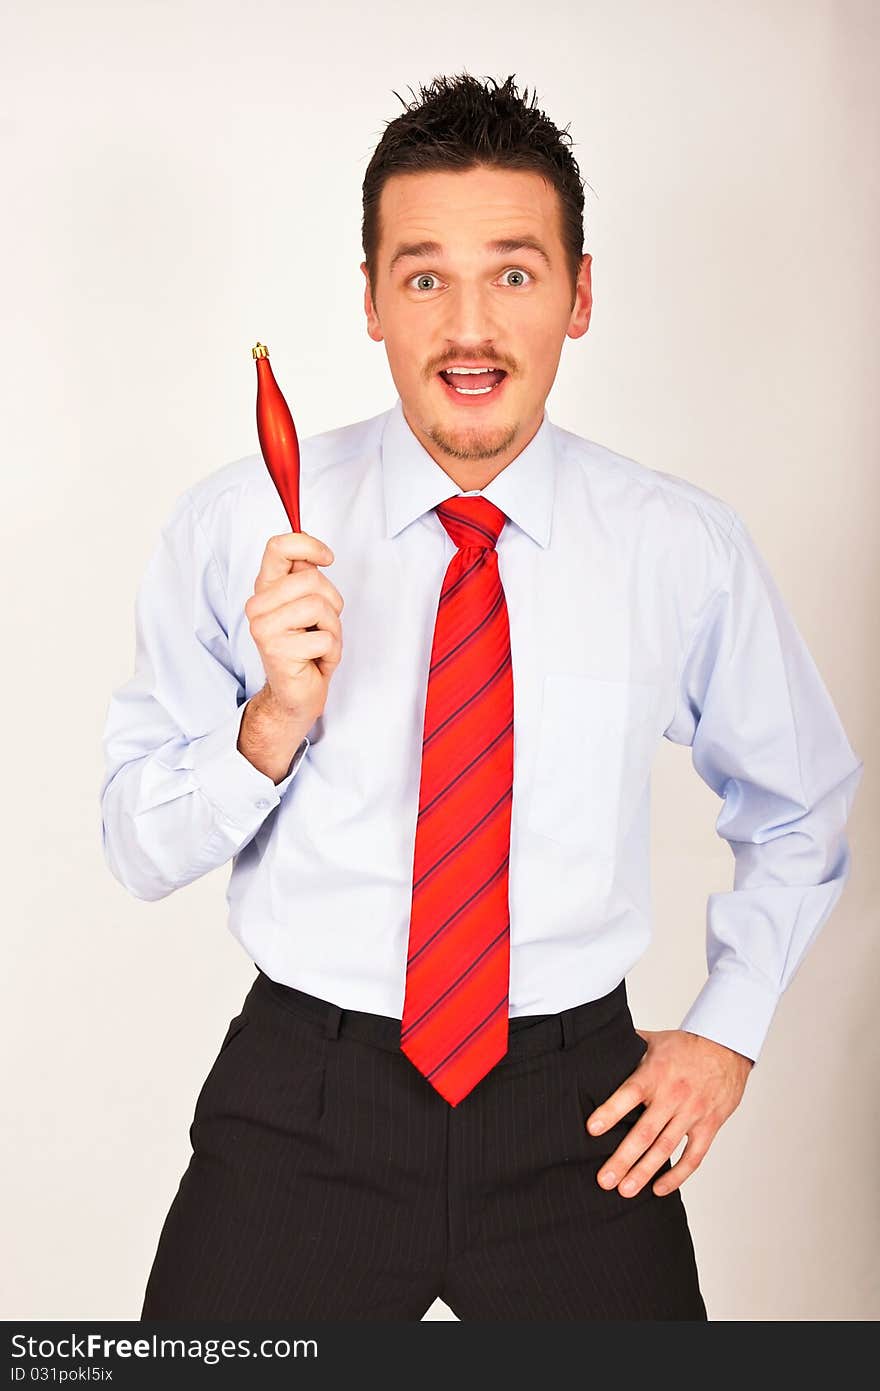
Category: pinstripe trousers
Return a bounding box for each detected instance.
[140,966,708,1321]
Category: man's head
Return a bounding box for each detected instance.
[360,72,592,487]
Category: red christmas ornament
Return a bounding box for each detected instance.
[252,342,300,534]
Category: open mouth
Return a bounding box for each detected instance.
[437,367,509,403]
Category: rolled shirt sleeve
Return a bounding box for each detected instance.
[99,489,309,901]
[664,511,864,1063]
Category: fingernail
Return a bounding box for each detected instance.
[587,1118,603,1133]
[620,1179,637,1196]
[600,1170,616,1188]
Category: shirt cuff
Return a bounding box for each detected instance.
[187,699,309,829]
[679,965,781,1065]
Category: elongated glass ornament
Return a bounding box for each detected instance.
[252,341,300,533]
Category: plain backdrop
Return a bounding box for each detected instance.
[2,0,877,1322]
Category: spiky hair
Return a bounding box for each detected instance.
[362,72,587,307]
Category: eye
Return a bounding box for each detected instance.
[409,272,442,292]
[499,267,533,287]
[407,266,535,292]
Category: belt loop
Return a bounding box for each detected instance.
[325,1003,343,1039]
[560,1008,578,1050]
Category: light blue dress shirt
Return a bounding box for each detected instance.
[99,395,863,1063]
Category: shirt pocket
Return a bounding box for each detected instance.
[526,673,661,857]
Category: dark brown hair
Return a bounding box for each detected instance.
[362,72,587,308]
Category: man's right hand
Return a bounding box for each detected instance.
[244,531,344,725]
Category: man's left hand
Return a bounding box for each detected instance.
[585,1028,754,1198]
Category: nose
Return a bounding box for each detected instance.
[440,281,500,354]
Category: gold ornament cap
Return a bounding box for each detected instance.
[252,342,270,359]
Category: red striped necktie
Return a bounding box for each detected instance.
[400,495,514,1106]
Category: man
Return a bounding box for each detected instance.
[101,73,863,1320]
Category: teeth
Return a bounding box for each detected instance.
[440,366,505,395]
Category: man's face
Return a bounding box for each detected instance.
[361,165,592,484]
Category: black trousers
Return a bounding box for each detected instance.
[140,967,708,1321]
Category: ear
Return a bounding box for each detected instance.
[361,261,384,343]
[566,252,593,340]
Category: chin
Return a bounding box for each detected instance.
[426,417,520,462]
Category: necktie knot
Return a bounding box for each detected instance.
[436,495,507,552]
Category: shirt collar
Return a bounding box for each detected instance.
[380,395,556,548]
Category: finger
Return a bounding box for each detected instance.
[586,1076,645,1137]
[257,532,335,586]
[253,596,342,644]
[613,1117,690,1197]
[249,566,345,616]
[652,1126,713,1196]
[595,1099,677,1191]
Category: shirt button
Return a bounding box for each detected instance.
[255,798,271,810]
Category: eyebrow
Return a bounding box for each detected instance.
[388,236,552,274]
